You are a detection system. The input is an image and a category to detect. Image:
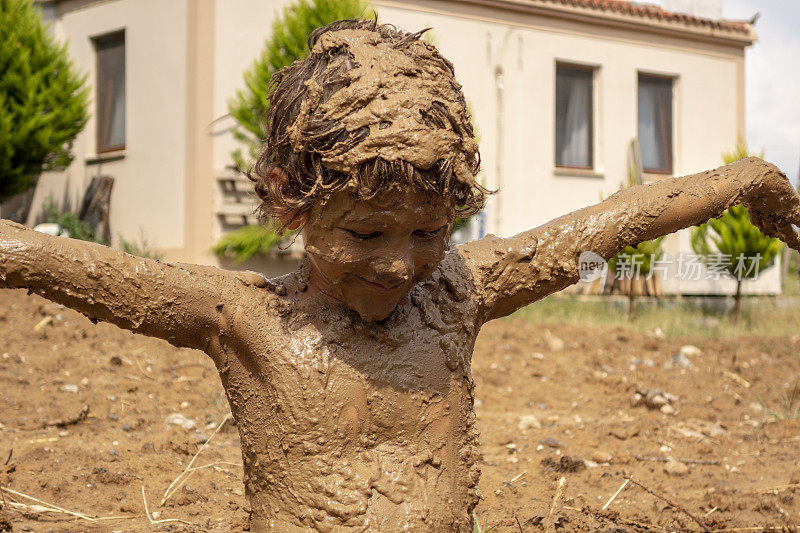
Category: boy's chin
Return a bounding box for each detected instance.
[353,303,398,323]
[347,294,405,322]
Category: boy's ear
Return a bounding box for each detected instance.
[270,166,304,230]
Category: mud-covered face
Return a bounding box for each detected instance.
[304,186,453,322]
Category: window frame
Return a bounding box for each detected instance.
[554,62,596,171]
[93,30,126,154]
[637,72,675,175]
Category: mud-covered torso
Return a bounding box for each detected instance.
[210,251,482,532]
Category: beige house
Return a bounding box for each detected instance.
[17,0,778,293]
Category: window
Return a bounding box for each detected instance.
[637,74,673,173]
[555,64,594,168]
[94,31,125,152]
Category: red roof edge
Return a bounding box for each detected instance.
[544,0,752,35]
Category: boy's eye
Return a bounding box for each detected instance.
[347,230,382,240]
[413,225,447,238]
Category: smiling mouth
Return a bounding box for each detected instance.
[356,275,404,291]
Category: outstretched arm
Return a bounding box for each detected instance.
[459,157,800,322]
[0,219,254,351]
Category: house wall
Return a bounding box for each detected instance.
[27,0,191,253]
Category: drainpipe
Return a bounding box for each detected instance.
[492,29,514,236]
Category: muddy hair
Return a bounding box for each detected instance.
[246,18,488,229]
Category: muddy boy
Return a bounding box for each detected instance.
[3,18,800,532]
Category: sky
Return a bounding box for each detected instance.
[658,1,800,183]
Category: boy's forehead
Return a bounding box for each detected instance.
[314,187,453,225]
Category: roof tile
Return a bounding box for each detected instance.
[541,0,750,33]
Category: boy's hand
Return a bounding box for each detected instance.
[741,160,800,251]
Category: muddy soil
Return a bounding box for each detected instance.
[1,288,798,531]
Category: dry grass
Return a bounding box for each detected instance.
[513,292,800,339]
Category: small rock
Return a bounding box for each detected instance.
[109,355,123,366]
[165,413,197,431]
[651,327,666,340]
[151,511,161,520]
[645,390,668,408]
[518,414,542,431]
[544,331,564,352]
[180,401,190,409]
[680,345,702,357]
[232,488,243,496]
[540,437,563,449]
[701,422,727,438]
[191,432,209,444]
[660,404,676,415]
[141,441,155,452]
[121,423,133,432]
[107,413,119,421]
[630,393,643,407]
[108,449,118,456]
[634,388,677,410]
[591,451,613,463]
[61,384,79,394]
[663,352,693,370]
[664,458,689,476]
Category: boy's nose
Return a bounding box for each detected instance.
[374,253,414,284]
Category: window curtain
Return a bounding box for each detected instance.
[638,76,672,172]
[556,68,592,168]
[97,34,125,150]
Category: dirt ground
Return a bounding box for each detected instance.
[1,288,799,532]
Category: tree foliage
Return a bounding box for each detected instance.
[690,140,782,318]
[211,223,284,263]
[0,0,89,201]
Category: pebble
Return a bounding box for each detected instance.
[191,432,209,444]
[591,451,613,463]
[632,388,677,410]
[107,413,119,421]
[664,458,689,476]
[109,355,123,366]
[121,423,133,431]
[61,383,79,394]
[165,413,197,431]
[517,414,542,431]
[660,404,676,415]
[663,352,694,370]
[540,437,563,449]
[680,345,702,357]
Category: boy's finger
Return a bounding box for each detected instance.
[779,223,800,253]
